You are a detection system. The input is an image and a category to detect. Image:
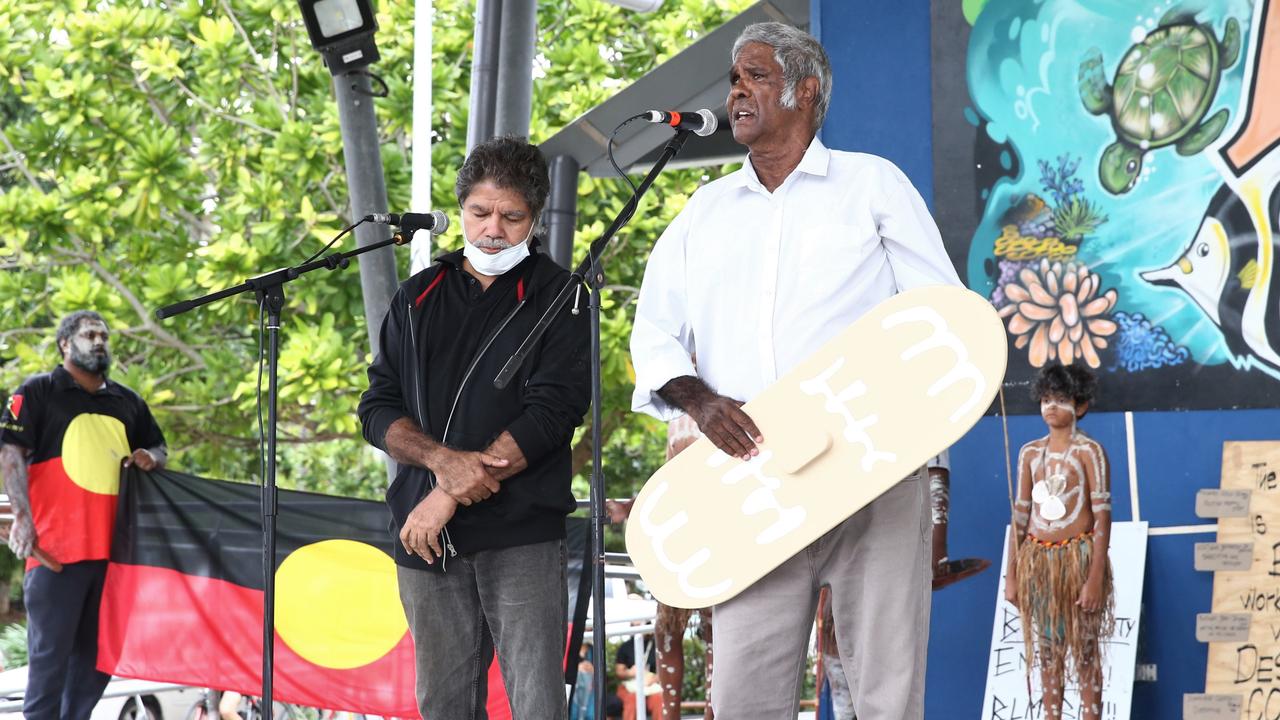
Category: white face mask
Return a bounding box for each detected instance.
[461,213,535,277]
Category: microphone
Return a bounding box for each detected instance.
[365,210,450,235]
[641,109,718,137]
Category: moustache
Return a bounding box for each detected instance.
[471,236,514,250]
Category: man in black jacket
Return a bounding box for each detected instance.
[358,137,590,719]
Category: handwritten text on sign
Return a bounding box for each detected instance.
[1204,443,1280,719]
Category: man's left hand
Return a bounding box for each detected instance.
[126,449,159,471]
[400,491,459,563]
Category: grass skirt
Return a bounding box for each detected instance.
[1014,533,1115,681]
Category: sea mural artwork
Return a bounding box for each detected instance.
[932,0,1280,411]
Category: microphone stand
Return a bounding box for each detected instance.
[155,230,413,713]
[494,128,694,719]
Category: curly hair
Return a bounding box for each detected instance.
[454,136,551,219]
[1031,361,1098,406]
[56,310,107,358]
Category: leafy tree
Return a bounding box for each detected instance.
[0,0,750,504]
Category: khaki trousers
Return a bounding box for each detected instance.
[710,468,932,720]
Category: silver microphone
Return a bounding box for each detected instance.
[642,109,718,137]
[365,210,450,235]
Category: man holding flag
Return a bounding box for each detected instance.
[0,310,167,720]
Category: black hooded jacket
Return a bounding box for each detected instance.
[357,247,590,571]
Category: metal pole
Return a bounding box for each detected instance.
[333,71,398,481]
[545,154,579,268]
[410,0,435,274]
[633,632,647,720]
[589,259,608,720]
[260,287,283,714]
[466,0,502,151]
[494,0,536,138]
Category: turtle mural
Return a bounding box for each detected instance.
[1078,9,1241,194]
[927,0,1280,412]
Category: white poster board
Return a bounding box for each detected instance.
[981,521,1148,720]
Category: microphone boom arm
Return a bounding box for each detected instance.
[156,233,408,320]
[493,128,692,385]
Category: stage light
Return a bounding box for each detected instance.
[299,0,380,76]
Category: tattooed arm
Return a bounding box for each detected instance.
[1,444,34,558]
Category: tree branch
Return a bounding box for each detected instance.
[59,237,209,369]
[185,426,357,446]
[163,206,216,244]
[0,127,42,188]
[219,0,287,109]
[148,363,212,387]
[131,73,175,129]
[171,76,280,137]
[317,169,345,216]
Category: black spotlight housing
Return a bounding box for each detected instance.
[298,0,380,76]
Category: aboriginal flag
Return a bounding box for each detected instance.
[98,467,592,717]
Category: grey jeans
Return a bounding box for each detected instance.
[710,468,932,720]
[397,539,568,720]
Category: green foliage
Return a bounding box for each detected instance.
[679,633,711,703]
[0,546,21,587]
[0,0,750,502]
[0,622,25,667]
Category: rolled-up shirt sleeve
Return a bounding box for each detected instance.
[630,207,698,422]
[874,162,964,291]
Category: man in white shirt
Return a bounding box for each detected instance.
[629,22,962,720]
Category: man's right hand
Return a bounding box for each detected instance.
[8,514,35,559]
[431,448,507,505]
[688,395,763,461]
[658,376,763,461]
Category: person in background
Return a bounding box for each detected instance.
[0,310,167,720]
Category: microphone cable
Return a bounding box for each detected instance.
[301,217,367,265]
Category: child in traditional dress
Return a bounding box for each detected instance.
[1004,362,1114,720]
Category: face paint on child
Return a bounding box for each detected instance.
[1040,399,1076,416]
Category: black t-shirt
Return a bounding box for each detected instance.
[0,365,165,567]
[615,637,656,673]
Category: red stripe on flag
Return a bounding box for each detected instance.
[98,563,533,718]
[99,563,420,716]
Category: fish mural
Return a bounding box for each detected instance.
[930,0,1280,411]
[1142,179,1280,374]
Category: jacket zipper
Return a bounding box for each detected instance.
[405,297,457,569]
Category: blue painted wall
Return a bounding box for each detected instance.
[813,0,935,202]
[815,1,1280,717]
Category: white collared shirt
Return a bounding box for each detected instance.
[630,137,963,420]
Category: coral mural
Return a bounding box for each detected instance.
[931,0,1280,411]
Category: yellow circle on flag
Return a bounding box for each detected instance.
[275,539,408,670]
[61,413,129,495]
